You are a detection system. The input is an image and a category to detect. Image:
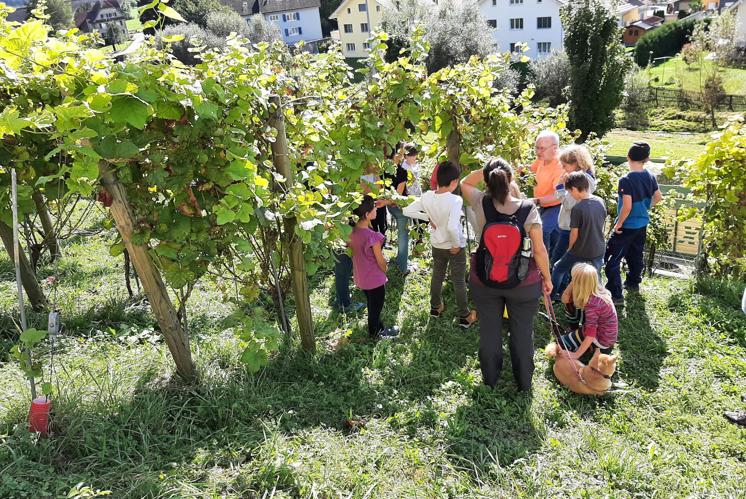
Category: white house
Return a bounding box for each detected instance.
[727,0,745,46]
[72,0,129,44]
[253,0,323,45]
[223,0,324,46]
[478,0,565,58]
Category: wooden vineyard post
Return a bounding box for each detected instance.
[268,95,316,352]
[446,126,461,168]
[31,190,61,262]
[99,164,196,380]
[0,220,48,311]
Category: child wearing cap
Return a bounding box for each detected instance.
[604,142,663,307]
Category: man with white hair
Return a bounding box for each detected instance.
[529,130,565,258]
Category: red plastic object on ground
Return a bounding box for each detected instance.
[28,397,51,435]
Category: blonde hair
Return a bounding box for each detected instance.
[559,144,595,175]
[571,263,612,309]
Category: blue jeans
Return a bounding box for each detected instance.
[551,252,603,300]
[605,226,646,300]
[333,251,353,308]
[540,205,561,258]
[388,206,409,272]
[551,229,571,266]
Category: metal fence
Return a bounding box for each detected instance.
[647,86,746,111]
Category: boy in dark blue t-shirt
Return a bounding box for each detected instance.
[604,142,663,306]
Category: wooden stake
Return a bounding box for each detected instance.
[100,163,196,380]
[269,95,315,352]
[0,220,48,311]
[446,127,461,168]
[32,190,61,262]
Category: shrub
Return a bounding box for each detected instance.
[529,50,570,107]
[701,71,725,128]
[161,23,225,65]
[634,17,701,67]
[680,42,701,66]
[206,9,251,39]
[668,118,746,278]
[563,0,629,139]
[246,14,282,44]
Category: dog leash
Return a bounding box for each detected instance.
[542,291,587,385]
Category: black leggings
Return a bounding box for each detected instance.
[363,285,386,337]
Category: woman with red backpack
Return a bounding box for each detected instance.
[461,159,553,391]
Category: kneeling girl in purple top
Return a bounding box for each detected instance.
[558,263,618,361]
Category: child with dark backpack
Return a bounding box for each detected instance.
[461,159,552,391]
[403,161,476,327]
[350,196,400,339]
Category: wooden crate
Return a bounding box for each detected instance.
[663,208,702,256]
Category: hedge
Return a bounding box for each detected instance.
[634,16,703,67]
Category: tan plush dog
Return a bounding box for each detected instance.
[545,343,617,396]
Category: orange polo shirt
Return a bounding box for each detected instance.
[530,158,563,208]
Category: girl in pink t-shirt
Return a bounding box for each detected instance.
[349,196,399,339]
[558,263,618,361]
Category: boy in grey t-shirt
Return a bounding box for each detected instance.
[550,172,607,300]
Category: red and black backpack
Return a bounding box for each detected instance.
[475,197,533,289]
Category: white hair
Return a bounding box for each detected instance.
[536,130,560,146]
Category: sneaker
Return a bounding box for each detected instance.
[724,410,746,427]
[458,310,478,328]
[624,283,640,293]
[339,302,365,314]
[377,326,400,339]
[612,296,625,308]
[430,303,445,317]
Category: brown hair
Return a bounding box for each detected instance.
[559,144,594,174]
[483,158,514,204]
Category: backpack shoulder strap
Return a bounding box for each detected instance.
[515,201,533,233]
[481,195,500,223]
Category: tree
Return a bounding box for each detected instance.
[692,11,739,66]
[381,0,496,74]
[139,0,224,32]
[529,50,571,106]
[320,0,342,37]
[28,0,72,32]
[563,0,629,139]
[619,69,651,130]
[246,14,282,44]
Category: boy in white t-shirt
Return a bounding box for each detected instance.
[404,161,476,327]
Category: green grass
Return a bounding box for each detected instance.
[1,218,745,497]
[126,17,142,34]
[604,128,712,163]
[642,54,746,96]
